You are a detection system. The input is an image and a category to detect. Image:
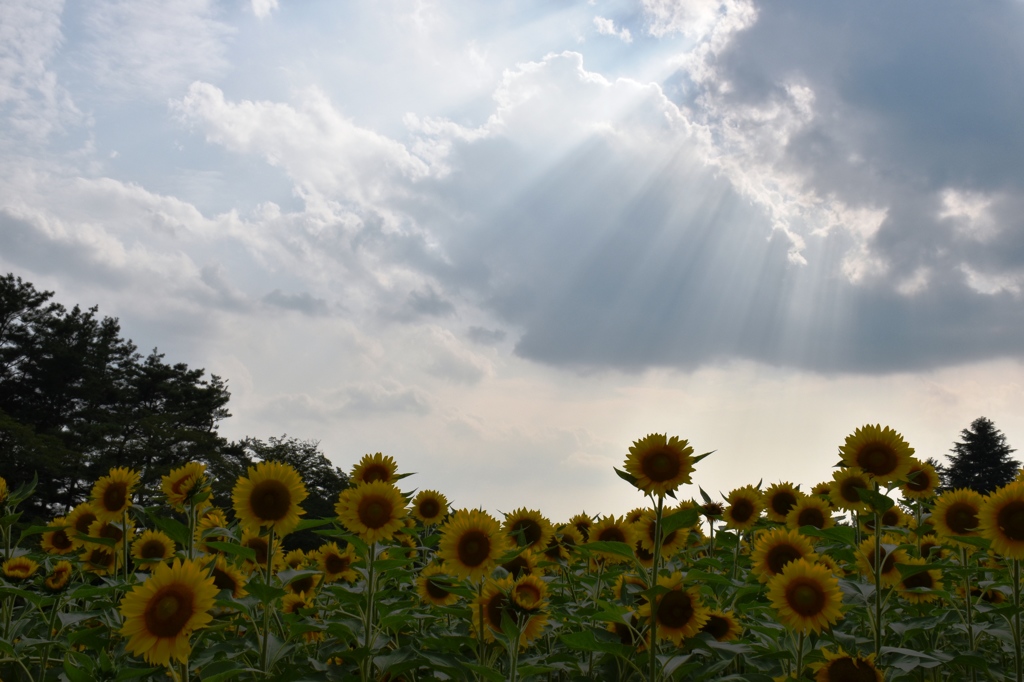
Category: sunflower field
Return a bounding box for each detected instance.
[2,425,1024,681]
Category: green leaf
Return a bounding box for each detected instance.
[579,540,636,561]
[206,541,257,563]
[114,667,164,680]
[614,467,639,487]
[692,450,715,464]
[147,514,191,547]
[294,518,334,532]
[854,487,895,512]
[559,630,633,658]
[663,507,702,534]
[461,662,505,682]
[246,579,286,604]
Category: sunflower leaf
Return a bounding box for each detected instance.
[206,541,258,563]
[579,540,635,561]
[853,487,895,512]
[698,487,713,505]
[663,507,702,535]
[147,514,190,547]
[614,467,638,486]
[293,518,334,532]
[692,450,715,464]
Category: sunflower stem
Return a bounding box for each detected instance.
[260,526,275,676]
[1013,558,1022,682]
[730,530,742,582]
[960,545,978,682]
[873,509,883,657]
[362,541,377,682]
[36,590,64,680]
[795,630,805,678]
[123,509,130,583]
[476,579,486,682]
[649,494,665,682]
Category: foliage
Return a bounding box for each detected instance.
[944,416,1019,494]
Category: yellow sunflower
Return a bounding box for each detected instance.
[87,517,135,552]
[44,560,74,591]
[318,542,361,583]
[723,485,764,531]
[606,611,646,650]
[239,530,284,574]
[635,508,687,555]
[501,548,538,579]
[503,508,554,552]
[700,610,742,642]
[205,555,248,599]
[90,467,141,522]
[589,515,638,564]
[979,481,1024,559]
[764,483,802,524]
[751,528,817,583]
[542,525,583,564]
[350,452,399,485]
[896,556,943,604]
[473,575,548,646]
[40,516,76,555]
[194,508,231,554]
[120,558,218,667]
[65,502,100,550]
[417,562,460,607]
[80,546,119,576]
[411,489,449,525]
[900,459,939,500]
[232,461,308,537]
[931,488,983,541]
[2,556,39,581]
[767,558,844,634]
[335,480,408,544]
[614,573,649,608]
[637,572,709,645]
[623,433,695,497]
[812,648,883,682]
[839,424,914,484]
[283,549,309,570]
[131,529,177,565]
[859,506,908,533]
[161,462,209,512]
[856,535,909,587]
[811,481,834,498]
[786,496,835,532]
[438,508,508,582]
[829,468,872,513]
[918,534,946,561]
[569,513,594,542]
[285,569,321,597]
[511,573,547,610]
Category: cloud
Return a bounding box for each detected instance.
[467,326,506,345]
[262,289,330,316]
[250,0,278,19]
[593,17,632,43]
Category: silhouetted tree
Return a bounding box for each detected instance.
[944,417,1019,495]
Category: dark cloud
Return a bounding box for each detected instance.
[466,326,506,345]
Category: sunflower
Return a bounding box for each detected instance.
[501,549,538,579]
[194,508,231,554]
[411,489,449,525]
[979,481,1024,559]
[751,528,817,583]
[625,507,648,525]
[511,573,547,610]
[855,535,909,587]
[350,452,399,485]
[161,462,209,512]
[589,515,638,564]
[896,556,943,603]
[0,476,6,504]
[131,530,177,565]
[2,556,39,581]
[318,542,361,583]
[121,558,218,667]
[723,485,764,531]
[767,558,843,634]
[931,488,983,541]
[607,612,646,650]
[65,503,100,550]
[285,569,321,596]
[205,555,248,599]
[918,534,946,561]
[543,524,583,564]
[859,506,908,533]
[811,481,833,498]
[633,541,655,569]
[839,424,914,484]
[812,647,883,682]
[829,468,872,513]
[614,573,649,608]
[284,549,310,570]
[786,496,835,532]
[502,508,554,553]
[700,610,742,642]
[635,509,686,555]
[239,530,284,574]
[815,554,844,578]
[417,562,460,607]
[473,575,548,646]
[89,467,141,522]
[764,483,802,524]
[438,508,508,582]
[623,433,695,497]
[87,517,135,552]
[44,560,73,591]
[638,572,709,645]
[569,513,594,542]
[232,461,308,537]
[41,516,75,555]
[336,480,408,544]
[900,459,939,500]
[81,546,119,576]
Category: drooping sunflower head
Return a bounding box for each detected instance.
[232,461,308,537]
[637,572,709,645]
[350,452,399,485]
[723,485,764,531]
[411,489,449,525]
[900,459,939,500]
[417,562,460,607]
[931,488,983,541]
[839,424,914,483]
[855,535,909,587]
[623,433,695,497]
[764,482,803,524]
[786,496,835,532]
[503,508,554,552]
[318,541,361,583]
[90,467,141,522]
[131,529,177,565]
[751,527,817,583]
[335,480,408,544]
[438,508,509,582]
[811,647,883,682]
[44,560,74,591]
[589,515,639,565]
[161,462,209,512]
[767,558,844,634]
[2,556,39,581]
[896,556,943,604]
[829,468,871,513]
[41,516,76,555]
[120,558,218,667]
[700,610,742,642]
[979,481,1024,559]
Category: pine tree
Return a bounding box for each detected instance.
[944,417,1019,495]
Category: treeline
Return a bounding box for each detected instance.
[0,273,347,547]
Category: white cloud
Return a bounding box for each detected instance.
[250,0,278,19]
[593,16,632,43]
[940,188,999,243]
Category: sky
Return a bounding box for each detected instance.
[3,0,1024,521]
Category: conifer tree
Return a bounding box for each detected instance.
[944,416,1019,495]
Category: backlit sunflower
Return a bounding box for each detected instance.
[589,515,638,564]
[504,508,554,552]
[473,575,548,646]
[700,610,742,642]
[900,459,939,500]
[623,433,695,497]
[764,483,802,524]
[232,461,308,537]
[723,485,764,531]
[81,546,119,576]
[41,516,75,555]
[131,529,177,565]
[90,467,141,522]
[635,508,687,555]
[336,480,407,544]
[161,462,209,512]
[786,496,835,532]
[501,548,538,578]
[120,558,218,667]
[931,488,983,541]
[829,468,872,513]
[856,535,909,587]
[2,556,39,581]
[751,528,817,583]
[44,560,73,591]
[417,562,460,607]
[411,489,449,525]
[65,503,99,550]
[205,555,248,599]
[979,481,1024,559]
[638,572,709,645]
[839,424,914,484]
[767,558,843,634]
[438,508,508,582]
[896,556,943,603]
[350,452,399,485]
[569,513,594,542]
[194,508,231,554]
[812,647,883,682]
[318,542,360,583]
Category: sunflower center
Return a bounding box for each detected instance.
[325,553,348,575]
[857,444,897,477]
[825,657,879,682]
[212,566,238,593]
[730,499,754,523]
[484,592,512,632]
[52,529,73,550]
[290,576,315,594]
[511,519,542,547]
[635,543,654,562]
[641,448,681,483]
[767,545,804,575]
[514,583,542,609]
[840,478,868,504]
[245,539,269,565]
[906,468,930,492]
[786,580,825,616]
[250,479,292,522]
[597,527,626,543]
[361,464,390,483]
[140,539,168,559]
[502,555,531,578]
[657,590,695,629]
[457,529,492,567]
[418,499,440,519]
[100,523,124,543]
[702,614,729,640]
[797,508,826,529]
[902,570,934,591]
[945,502,979,534]
[87,548,114,568]
[357,495,393,529]
[102,482,128,512]
[75,512,97,534]
[144,585,195,638]
[997,500,1024,541]
[425,577,450,600]
[771,492,798,518]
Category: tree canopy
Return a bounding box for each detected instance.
[943,416,1019,495]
